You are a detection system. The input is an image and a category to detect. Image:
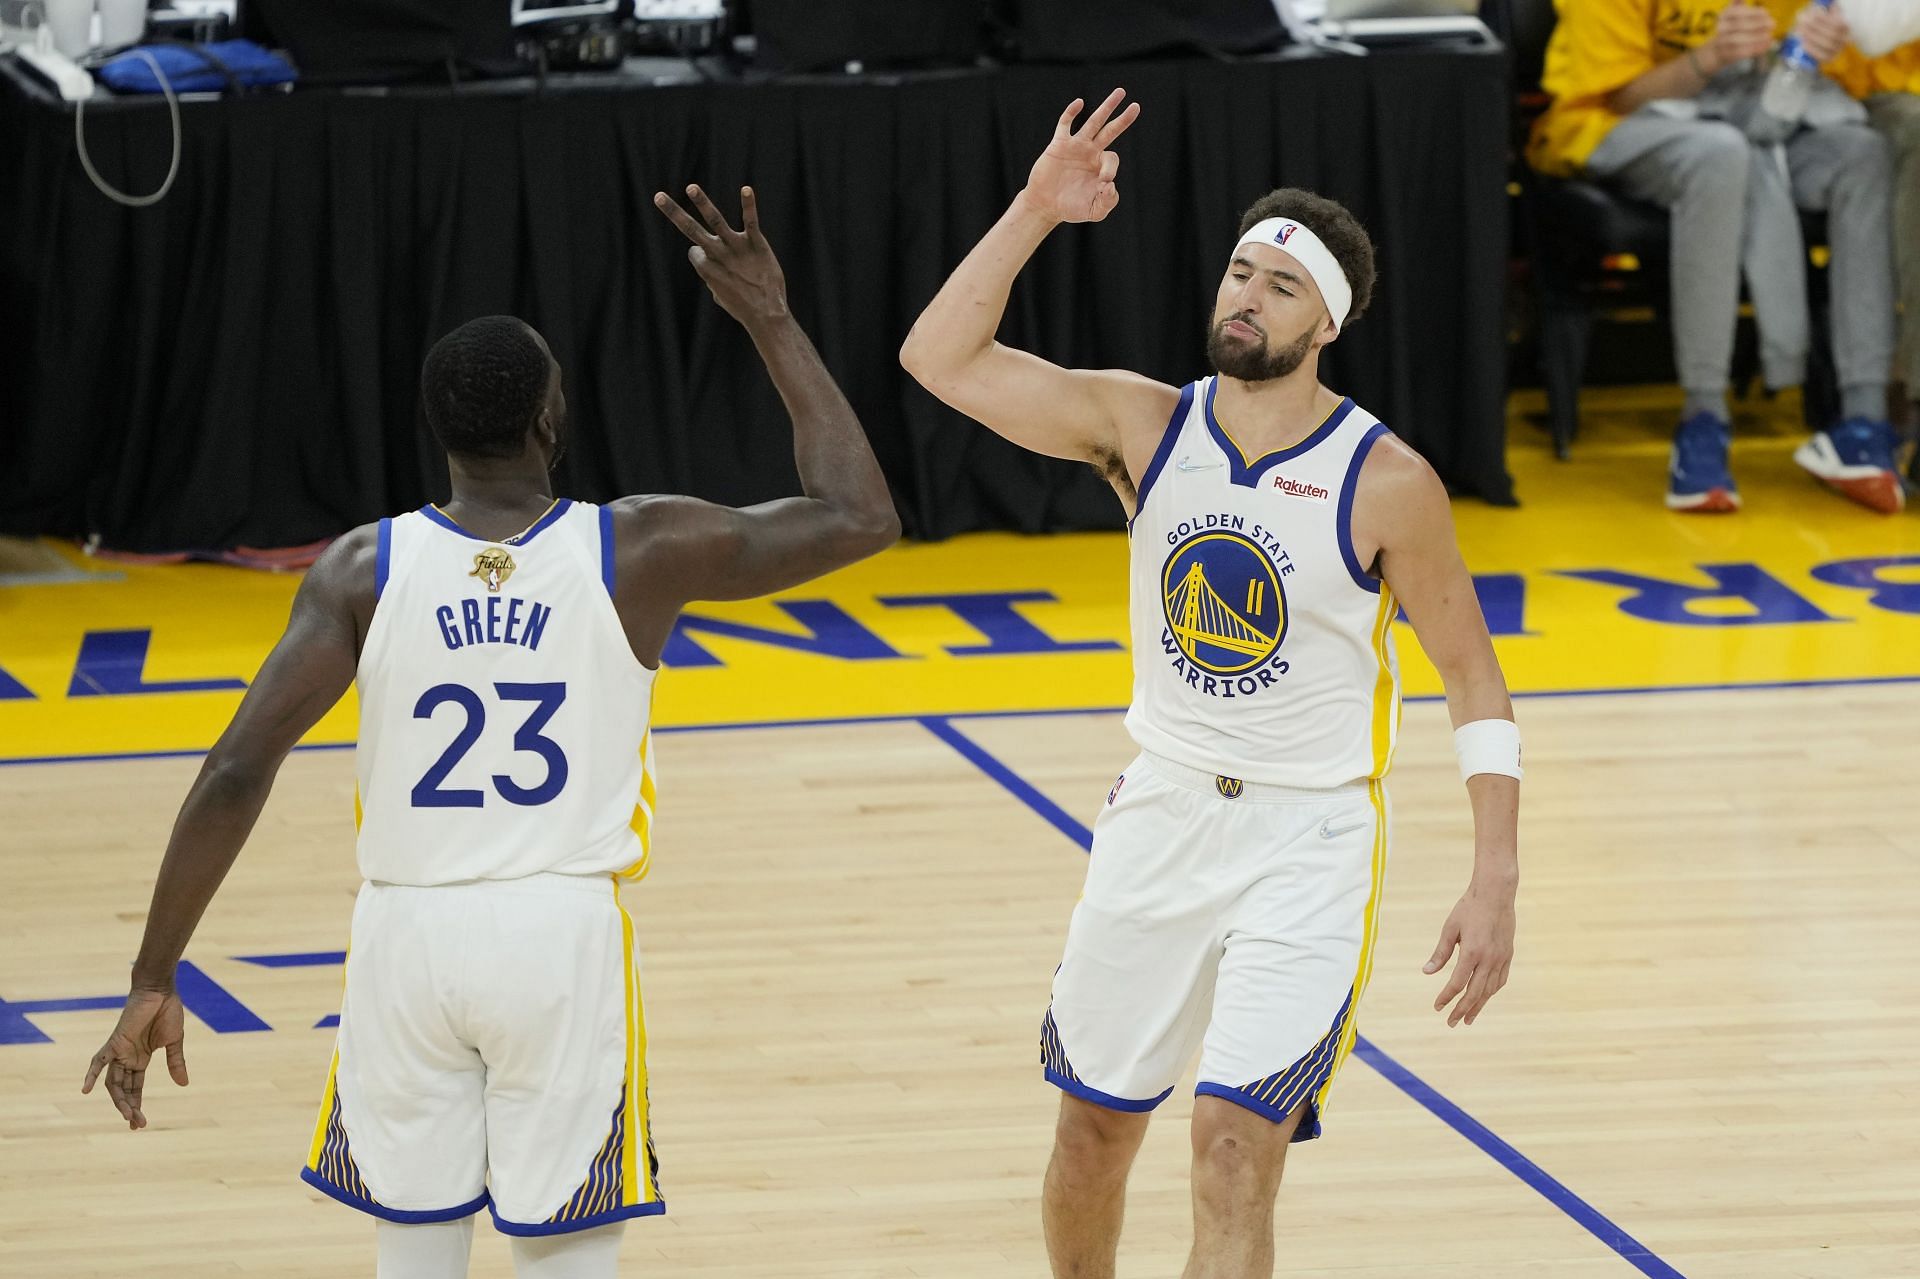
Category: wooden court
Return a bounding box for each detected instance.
[4,406,1920,1276]
[3,687,1918,1277]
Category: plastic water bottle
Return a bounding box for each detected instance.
[1750,0,1830,142]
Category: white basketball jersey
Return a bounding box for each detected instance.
[353,500,658,886]
[1124,377,1402,789]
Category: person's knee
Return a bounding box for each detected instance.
[510,1221,626,1279]
[1876,98,1920,153]
[1051,1096,1148,1177]
[1832,123,1893,171]
[1189,1102,1291,1195]
[376,1217,476,1279]
[1679,121,1751,191]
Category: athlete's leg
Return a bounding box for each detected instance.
[1042,761,1222,1276]
[375,1216,475,1279]
[1181,1095,1306,1279]
[509,1222,627,1279]
[1043,1094,1151,1279]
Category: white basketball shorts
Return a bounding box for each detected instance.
[302,872,663,1234]
[1043,752,1390,1140]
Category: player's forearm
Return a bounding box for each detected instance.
[898,192,1058,385]
[129,759,274,988]
[1438,658,1519,886]
[1603,52,1714,115]
[746,313,899,543]
[1464,773,1519,889]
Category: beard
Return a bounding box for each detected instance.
[1205,314,1319,383]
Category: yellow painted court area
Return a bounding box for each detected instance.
[3,410,1920,763]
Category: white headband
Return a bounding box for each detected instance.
[1233,217,1353,334]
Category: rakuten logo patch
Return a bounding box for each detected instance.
[1270,475,1330,503]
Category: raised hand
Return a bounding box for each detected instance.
[654,184,790,328]
[1021,89,1142,225]
[82,986,188,1130]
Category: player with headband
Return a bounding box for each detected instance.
[901,89,1521,1277]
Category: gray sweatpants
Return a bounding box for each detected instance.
[1863,92,1920,392]
[1586,105,1896,400]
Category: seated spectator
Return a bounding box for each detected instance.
[1830,39,1919,456]
[1529,0,1903,514]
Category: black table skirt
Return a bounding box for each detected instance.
[0,46,1513,553]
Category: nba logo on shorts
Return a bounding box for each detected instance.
[1107,774,1126,805]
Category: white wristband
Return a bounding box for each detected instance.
[1455,718,1522,782]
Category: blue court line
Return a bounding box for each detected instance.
[918,715,1688,1279]
[917,717,1096,849]
[1353,1038,1685,1279]
[6,669,1920,768]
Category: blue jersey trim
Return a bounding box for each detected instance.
[599,504,617,596]
[419,505,468,537]
[1044,1068,1173,1114]
[1194,1083,1325,1143]
[1203,379,1356,488]
[373,518,392,600]
[1337,422,1392,594]
[490,1199,667,1236]
[419,498,574,546]
[299,1168,489,1224]
[1129,381,1196,525]
[520,498,573,544]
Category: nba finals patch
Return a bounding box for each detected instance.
[471,548,516,594]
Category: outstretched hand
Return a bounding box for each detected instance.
[654,184,790,328]
[82,986,188,1130]
[1021,89,1142,225]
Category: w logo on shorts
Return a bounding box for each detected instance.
[1215,776,1244,799]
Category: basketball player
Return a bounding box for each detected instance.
[81,185,899,1278]
[900,91,1521,1278]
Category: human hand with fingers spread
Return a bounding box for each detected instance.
[1424,877,1516,1027]
[1019,88,1142,225]
[653,183,790,328]
[81,985,188,1130]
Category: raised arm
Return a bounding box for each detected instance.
[1355,440,1518,1029]
[83,527,373,1128]
[608,186,900,662]
[898,90,1176,507]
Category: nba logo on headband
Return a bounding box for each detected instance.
[1235,217,1353,334]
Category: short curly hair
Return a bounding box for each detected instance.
[420,316,552,460]
[1236,189,1377,327]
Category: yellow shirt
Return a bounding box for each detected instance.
[1828,41,1920,98]
[1528,0,1804,177]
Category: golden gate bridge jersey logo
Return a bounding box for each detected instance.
[1160,530,1287,683]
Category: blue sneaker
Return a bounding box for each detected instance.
[1794,418,1904,514]
[1666,412,1740,513]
